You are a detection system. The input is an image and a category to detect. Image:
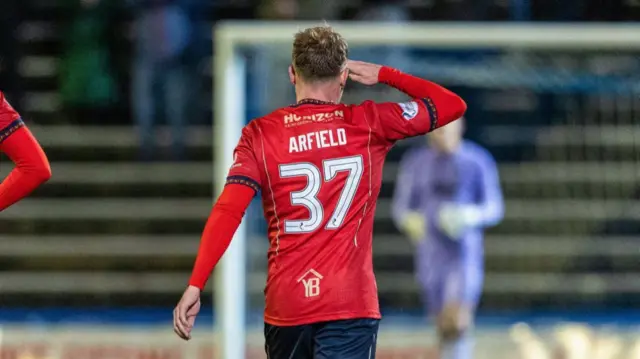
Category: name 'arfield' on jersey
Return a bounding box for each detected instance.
[289,128,347,153]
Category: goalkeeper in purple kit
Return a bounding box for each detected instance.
[392,119,504,359]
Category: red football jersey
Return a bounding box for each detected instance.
[0,92,23,144]
[227,95,439,326]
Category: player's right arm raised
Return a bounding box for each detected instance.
[347,60,467,141]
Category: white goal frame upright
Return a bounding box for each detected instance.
[212,21,640,359]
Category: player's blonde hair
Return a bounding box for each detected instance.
[292,25,348,83]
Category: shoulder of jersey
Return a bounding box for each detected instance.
[245,109,284,129]
[256,107,290,122]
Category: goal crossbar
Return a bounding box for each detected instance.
[216,22,640,48]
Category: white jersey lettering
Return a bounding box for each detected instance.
[289,128,348,153]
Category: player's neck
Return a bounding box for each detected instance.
[295,92,338,104]
[295,84,341,104]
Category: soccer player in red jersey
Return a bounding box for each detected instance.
[173,26,467,357]
[0,92,51,211]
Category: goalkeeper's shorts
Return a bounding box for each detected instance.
[421,265,483,316]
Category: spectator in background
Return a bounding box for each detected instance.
[130,0,193,161]
[347,0,412,104]
[256,0,299,19]
[0,0,23,111]
[350,0,411,68]
[434,0,494,20]
[392,119,504,359]
[252,0,301,110]
[60,0,119,124]
[297,0,342,20]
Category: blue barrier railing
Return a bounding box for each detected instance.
[1,308,639,329]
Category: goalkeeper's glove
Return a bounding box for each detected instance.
[437,203,483,240]
[400,211,426,244]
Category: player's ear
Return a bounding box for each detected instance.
[288,65,296,85]
[339,69,348,88]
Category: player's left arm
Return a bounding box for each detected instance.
[187,183,255,290]
[175,125,262,340]
[188,125,262,290]
[0,97,51,211]
[175,181,255,341]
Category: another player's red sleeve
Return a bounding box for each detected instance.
[370,66,467,141]
[0,93,51,211]
[188,125,262,290]
[0,92,21,125]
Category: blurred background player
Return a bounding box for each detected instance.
[173,25,466,358]
[0,92,51,211]
[392,119,503,359]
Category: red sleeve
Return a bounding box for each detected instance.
[188,183,255,290]
[226,124,262,192]
[0,92,21,128]
[188,124,263,289]
[0,92,23,143]
[0,126,52,211]
[369,66,467,142]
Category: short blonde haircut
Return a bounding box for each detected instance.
[292,25,348,82]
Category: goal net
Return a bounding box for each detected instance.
[214,22,640,359]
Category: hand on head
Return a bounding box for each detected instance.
[346,60,382,85]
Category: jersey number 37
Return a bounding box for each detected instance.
[278,155,364,233]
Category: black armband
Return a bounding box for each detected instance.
[0,118,24,144]
[226,175,260,193]
[420,98,438,131]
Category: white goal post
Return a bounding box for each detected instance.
[212,21,640,359]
